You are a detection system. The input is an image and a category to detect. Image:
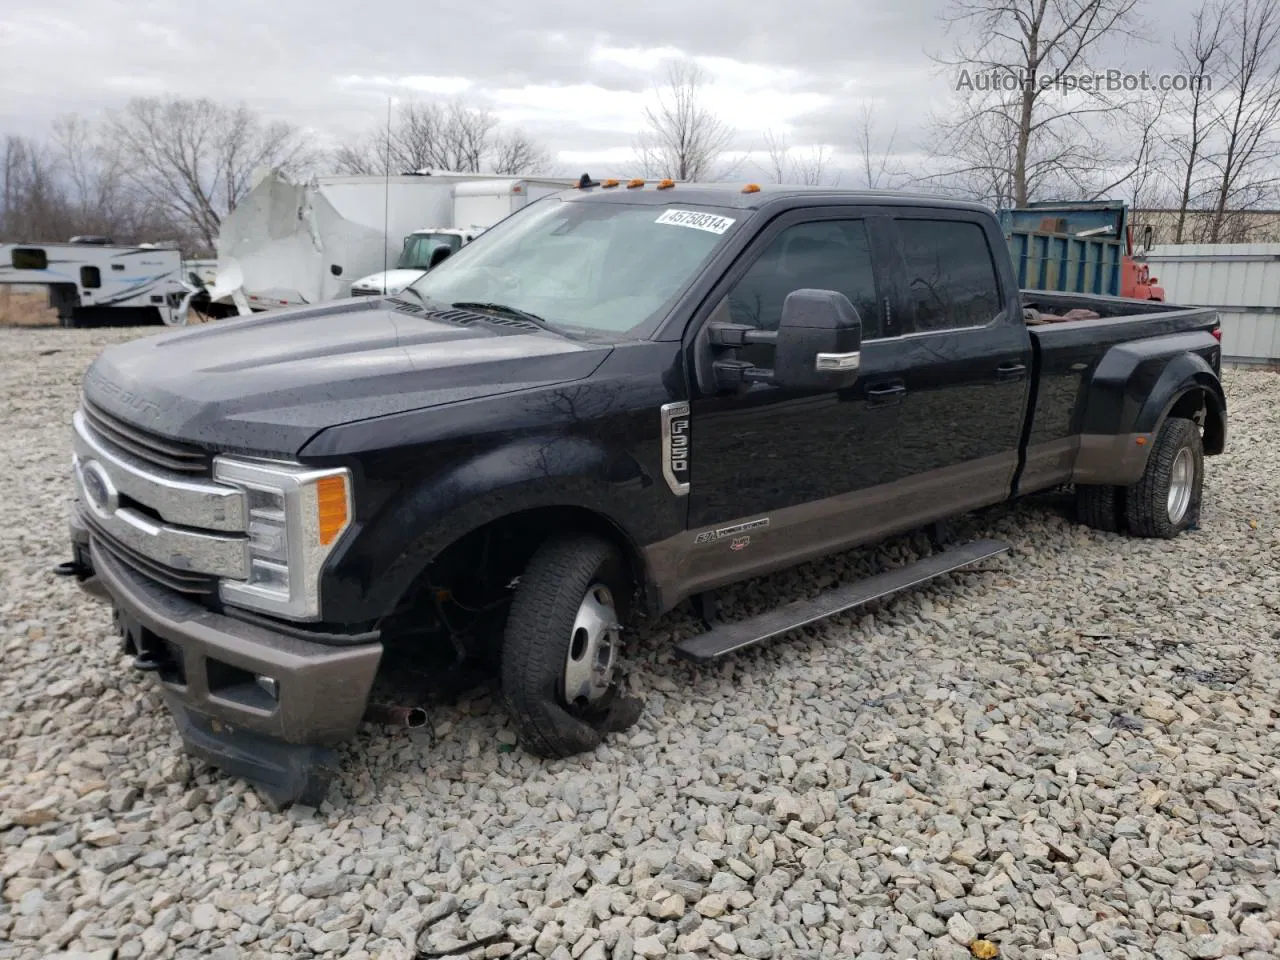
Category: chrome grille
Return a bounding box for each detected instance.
[90,523,218,595]
[82,400,211,475]
[71,405,250,597]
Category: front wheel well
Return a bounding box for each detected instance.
[382,506,649,661]
[448,505,645,600]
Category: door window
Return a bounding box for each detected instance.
[726,220,881,341]
[895,219,1003,333]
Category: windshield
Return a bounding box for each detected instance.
[405,197,742,336]
[398,233,463,270]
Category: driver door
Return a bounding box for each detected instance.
[680,208,910,594]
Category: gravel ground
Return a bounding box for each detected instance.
[2,325,1280,960]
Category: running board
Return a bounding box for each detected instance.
[674,538,1011,663]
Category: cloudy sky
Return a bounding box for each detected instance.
[1,0,1205,183]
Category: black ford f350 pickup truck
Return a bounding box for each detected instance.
[63,180,1226,806]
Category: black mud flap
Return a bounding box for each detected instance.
[164,696,341,811]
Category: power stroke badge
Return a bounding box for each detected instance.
[694,517,770,545]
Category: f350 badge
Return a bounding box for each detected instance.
[661,402,690,496]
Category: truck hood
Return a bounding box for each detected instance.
[349,269,428,293]
[81,297,612,455]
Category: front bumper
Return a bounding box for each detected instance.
[70,514,382,807]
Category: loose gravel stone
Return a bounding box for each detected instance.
[3,328,1280,960]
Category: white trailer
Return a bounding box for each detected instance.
[0,240,195,328]
[348,179,573,296]
[199,170,577,317]
[186,258,217,287]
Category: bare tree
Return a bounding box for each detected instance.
[490,130,551,175]
[761,129,790,183]
[388,101,454,171]
[1205,0,1280,241]
[0,136,29,234]
[758,129,837,185]
[331,141,380,176]
[1,123,194,247]
[794,145,835,186]
[444,101,496,172]
[331,98,550,176]
[925,0,1145,206]
[105,97,313,250]
[48,114,169,241]
[918,103,1022,205]
[0,135,66,240]
[1116,87,1172,211]
[635,59,734,181]
[1168,5,1228,240]
[854,103,899,189]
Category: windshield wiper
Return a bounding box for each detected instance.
[452,301,558,330]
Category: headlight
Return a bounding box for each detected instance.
[212,457,353,621]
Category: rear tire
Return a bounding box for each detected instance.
[1123,416,1203,539]
[1075,483,1123,533]
[500,534,642,759]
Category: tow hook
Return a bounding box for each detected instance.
[52,559,91,579]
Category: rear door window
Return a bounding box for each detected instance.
[894,219,1003,333]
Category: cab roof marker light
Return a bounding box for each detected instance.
[657,179,675,189]
[742,183,761,193]
[626,179,645,188]
[601,179,620,188]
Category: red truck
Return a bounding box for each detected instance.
[1001,201,1164,302]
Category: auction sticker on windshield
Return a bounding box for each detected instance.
[655,209,736,235]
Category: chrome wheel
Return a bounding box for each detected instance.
[563,583,620,705]
[1167,446,1194,524]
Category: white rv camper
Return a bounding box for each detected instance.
[0,239,195,327]
[347,179,571,296]
[198,171,577,317]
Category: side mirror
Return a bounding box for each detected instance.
[703,288,863,392]
[771,289,863,390]
[330,264,343,276]
[428,246,453,269]
[1142,225,1153,250]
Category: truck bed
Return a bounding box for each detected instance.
[1014,288,1222,497]
[1019,289,1220,351]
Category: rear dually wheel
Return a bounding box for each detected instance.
[1124,416,1204,538]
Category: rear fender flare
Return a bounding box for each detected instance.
[1133,353,1226,453]
[1075,346,1225,486]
